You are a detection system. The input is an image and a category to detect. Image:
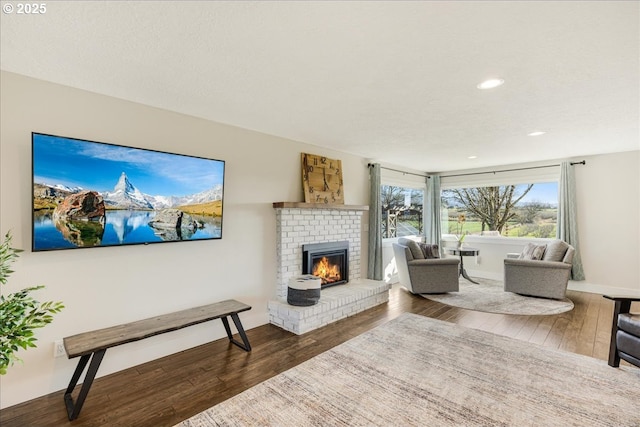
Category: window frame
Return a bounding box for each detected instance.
[439,165,560,239]
[380,170,426,241]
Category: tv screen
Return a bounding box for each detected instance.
[32,132,225,251]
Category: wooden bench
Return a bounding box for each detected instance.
[62,299,252,420]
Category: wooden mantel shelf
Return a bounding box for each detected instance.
[273,202,369,211]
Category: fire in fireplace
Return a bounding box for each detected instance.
[302,241,349,288]
[313,256,341,283]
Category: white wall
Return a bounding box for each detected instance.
[0,72,370,408]
[572,151,639,294]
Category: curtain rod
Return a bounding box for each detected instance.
[367,163,427,178]
[368,161,586,179]
[441,160,585,179]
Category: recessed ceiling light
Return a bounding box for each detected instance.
[527,131,546,136]
[477,78,504,90]
[468,156,478,159]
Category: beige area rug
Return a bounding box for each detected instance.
[176,313,639,427]
[421,277,574,315]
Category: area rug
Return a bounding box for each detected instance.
[421,277,574,315]
[175,313,639,427]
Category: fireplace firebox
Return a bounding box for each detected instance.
[302,241,349,288]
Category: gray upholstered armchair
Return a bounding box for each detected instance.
[392,238,460,294]
[504,240,574,300]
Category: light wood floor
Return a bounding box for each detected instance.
[0,286,631,427]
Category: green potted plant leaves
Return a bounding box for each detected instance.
[0,231,64,375]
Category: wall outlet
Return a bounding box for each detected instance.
[53,340,66,358]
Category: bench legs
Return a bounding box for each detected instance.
[64,349,107,420]
[608,299,632,367]
[221,313,252,351]
[62,313,251,420]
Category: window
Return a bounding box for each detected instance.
[441,181,558,238]
[381,185,424,238]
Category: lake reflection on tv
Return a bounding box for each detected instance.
[32,132,225,251]
[34,210,222,251]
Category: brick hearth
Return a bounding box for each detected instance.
[269,203,391,334]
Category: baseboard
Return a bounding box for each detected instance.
[566,281,639,296]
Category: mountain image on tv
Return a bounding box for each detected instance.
[32,133,225,251]
[35,172,223,210]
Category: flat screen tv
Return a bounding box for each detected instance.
[32,132,225,251]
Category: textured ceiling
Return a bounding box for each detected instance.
[1,1,638,172]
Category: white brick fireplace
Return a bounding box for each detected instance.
[269,203,390,334]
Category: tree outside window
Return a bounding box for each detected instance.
[441,182,558,238]
[381,185,424,238]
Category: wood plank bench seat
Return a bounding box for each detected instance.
[62,299,252,420]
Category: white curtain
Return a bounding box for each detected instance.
[424,175,442,247]
[558,161,585,280]
[367,164,383,280]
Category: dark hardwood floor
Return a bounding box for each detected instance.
[0,286,632,427]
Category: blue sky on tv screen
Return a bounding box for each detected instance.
[33,134,224,196]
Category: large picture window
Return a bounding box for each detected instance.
[441,181,558,238]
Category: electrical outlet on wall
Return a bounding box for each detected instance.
[53,340,66,358]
